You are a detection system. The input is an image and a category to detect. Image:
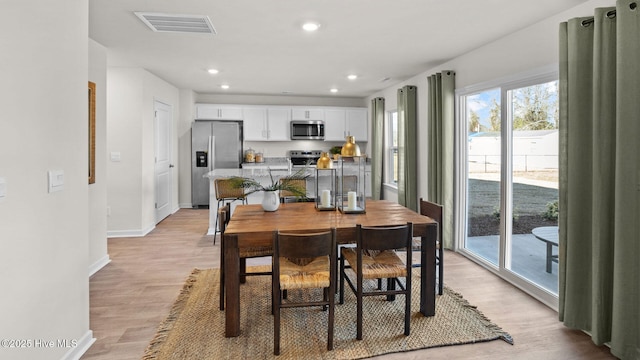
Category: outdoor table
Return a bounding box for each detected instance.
[222,200,438,337]
[532,226,559,273]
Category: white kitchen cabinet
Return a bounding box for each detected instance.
[243,107,290,141]
[195,104,243,120]
[324,108,368,142]
[346,108,368,141]
[243,107,268,140]
[291,108,324,121]
[324,109,347,141]
[265,107,290,141]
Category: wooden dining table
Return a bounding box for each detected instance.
[222,199,438,337]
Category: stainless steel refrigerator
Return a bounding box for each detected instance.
[191,121,243,207]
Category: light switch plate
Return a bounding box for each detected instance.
[48,170,64,193]
[110,152,121,162]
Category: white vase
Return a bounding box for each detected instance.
[261,190,280,212]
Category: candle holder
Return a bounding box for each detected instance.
[337,155,366,214]
[315,168,336,211]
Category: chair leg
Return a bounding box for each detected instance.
[273,288,281,355]
[239,258,247,283]
[386,278,396,301]
[405,279,411,336]
[214,200,222,245]
[328,286,335,351]
[438,247,444,295]
[356,287,363,340]
[339,255,345,305]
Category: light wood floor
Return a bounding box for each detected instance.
[81,209,615,360]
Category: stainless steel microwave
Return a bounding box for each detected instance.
[290,120,325,140]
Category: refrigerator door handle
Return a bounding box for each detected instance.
[208,135,215,172]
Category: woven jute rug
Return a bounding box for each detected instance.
[142,267,513,360]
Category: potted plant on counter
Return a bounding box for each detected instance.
[228,166,310,212]
[329,146,342,160]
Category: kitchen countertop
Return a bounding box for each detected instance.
[241,157,290,170]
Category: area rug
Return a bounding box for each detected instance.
[142,267,512,360]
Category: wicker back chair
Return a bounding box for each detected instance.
[272,228,337,355]
[278,178,307,203]
[418,198,444,295]
[339,223,413,340]
[213,178,247,244]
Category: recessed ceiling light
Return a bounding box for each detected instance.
[221,84,230,89]
[208,68,219,74]
[347,74,358,80]
[302,22,320,32]
[330,88,338,93]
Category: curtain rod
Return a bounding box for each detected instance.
[581,9,617,26]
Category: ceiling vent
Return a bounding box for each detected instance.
[134,12,216,34]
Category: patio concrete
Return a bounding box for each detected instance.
[466,234,558,294]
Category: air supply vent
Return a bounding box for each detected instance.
[134,12,216,34]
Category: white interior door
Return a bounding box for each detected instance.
[154,100,172,223]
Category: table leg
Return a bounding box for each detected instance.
[420,224,436,316]
[546,242,553,273]
[224,234,241,337]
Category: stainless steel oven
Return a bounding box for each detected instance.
[290,120,324,140]
[289,150,322,168]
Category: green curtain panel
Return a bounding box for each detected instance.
[370,97,385,200]
[559,1,640,358]
[427,71,455,249]
[397,86,418,211]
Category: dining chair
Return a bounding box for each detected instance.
[278,178,307,203]
[218,204,272,311]
[340,223,413,340]
[417,198,444,295]
[272,228,337,355]
[214,178,247,244]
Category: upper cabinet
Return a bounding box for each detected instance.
[243,106,290,141]
[265,107,291,141]
[324,108,368,141]
[291,108,325,121]
[194,103,367,142]
[195,104,243,120]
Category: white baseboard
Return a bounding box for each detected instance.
[89,255,111,277]
[179,202,192,208]
[60,330,95,360]
[107,224,155,238]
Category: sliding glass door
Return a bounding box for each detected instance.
[459,72,559,306]
[465,88,501,267]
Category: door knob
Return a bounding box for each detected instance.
[169,164,175,168]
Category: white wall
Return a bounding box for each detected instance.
[106,68,180,236]
[178,89,196,208]
[0,1,93,359]
[88,39,110,275]
[366,0,614,201]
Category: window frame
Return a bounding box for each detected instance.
[455,65,560,310]
[385,110,398,187]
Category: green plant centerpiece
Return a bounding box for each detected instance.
[228,166,310,211]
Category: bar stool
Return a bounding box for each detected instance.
[214,178,247,245]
